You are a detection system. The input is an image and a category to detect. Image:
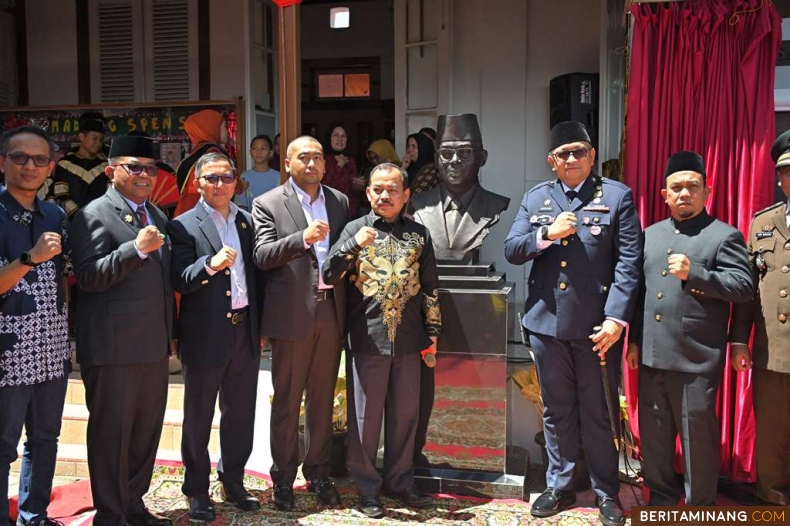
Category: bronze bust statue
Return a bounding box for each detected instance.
[411,113,510,262]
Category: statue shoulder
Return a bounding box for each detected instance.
[410,186,442,210]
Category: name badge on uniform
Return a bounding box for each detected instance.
[756,231,774,239]
[583,205,611,213]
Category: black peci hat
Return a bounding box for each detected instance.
[549,121,591,152]
[664,151,706,181]
[108,135,155,159]
[78,111,106,134]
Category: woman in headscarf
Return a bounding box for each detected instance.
[321,124,363,217]
[402,132,439,194]
[358,139,400,217]
[174,109,238,217]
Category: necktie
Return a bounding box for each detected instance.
[136,205,148,228]
[446,199,462,244]
[565,190,578,204]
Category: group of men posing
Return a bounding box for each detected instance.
[0,123,440,526]
[505,122,789,526]
[0,116,788,526]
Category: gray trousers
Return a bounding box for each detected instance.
[638,365,720,506]
[269,299,341,486]
[347,352,421,497]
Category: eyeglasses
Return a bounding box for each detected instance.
[437,147,476,162]
[200,174,237,185]
[5,152,51,167]
[552,148,589,161]
[119,164,159,177]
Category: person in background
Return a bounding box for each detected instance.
[322,125,364,218]
[175,110,241,217]
[270,133,282,173]
[236,134,281,211]
[402,133,439,195]
[42,111,109,218]
[358,140,401,217]
[419,127,437,142]
[0,126,71,526]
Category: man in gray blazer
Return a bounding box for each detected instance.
[69,135,175,526]
[627,151,752,506]
[167,153,263,521]
[252,136,349,511]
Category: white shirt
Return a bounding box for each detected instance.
[290,177,331,290]
[201,199,249,309]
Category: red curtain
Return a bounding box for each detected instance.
[623,0,781,482]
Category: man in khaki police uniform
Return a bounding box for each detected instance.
[730,130,790,506]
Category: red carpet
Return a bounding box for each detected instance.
[9,479,94,524]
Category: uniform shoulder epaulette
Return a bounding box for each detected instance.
[529,180,554,192]
[753,202,783,217]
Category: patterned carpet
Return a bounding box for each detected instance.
[63,464,608,525]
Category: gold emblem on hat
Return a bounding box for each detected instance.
[124,214,133,223]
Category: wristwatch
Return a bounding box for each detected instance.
[541,226,552,241]
[19,252,37,267]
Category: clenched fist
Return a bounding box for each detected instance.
[209,245,237,271]
[29,232,62,263]
[547,211,578,240]
[304,219,330,246]
[354,226,378,248]
[135,225,165,254]
[667,254,691,280]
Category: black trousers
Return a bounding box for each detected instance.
[638,365,720,506]
[413,361,434,465]
[180,318,260,497]
[347,352,421,497]
[269,299,341,486]
[81,357,169,526]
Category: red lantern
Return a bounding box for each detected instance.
[272,0,301,7]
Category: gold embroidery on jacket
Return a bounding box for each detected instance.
[353,231,424,341]
[422,289,441,329]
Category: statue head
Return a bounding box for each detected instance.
[435,114,488,196]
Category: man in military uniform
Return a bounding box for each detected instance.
[504,121,642,526]
[729,131,790,506]
[626,151,752,506]
[43,111,109,217]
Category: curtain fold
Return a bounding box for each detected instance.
[623,0,781,483]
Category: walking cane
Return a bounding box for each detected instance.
[593,326,620,452]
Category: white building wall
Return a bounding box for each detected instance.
[447,0,601,460]
[26,0,79,105]
[210,0,246,101]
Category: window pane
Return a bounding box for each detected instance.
[407,45,437,110]
[344,74,370,97]
[318,74,344,98]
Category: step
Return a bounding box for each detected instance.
[10,443,190,477]
[57,403,220,451]
[66,373,188,412]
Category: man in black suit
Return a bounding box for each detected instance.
[252,136,349,511]
[626,151,752,506]
[167,152,263,521]
[69,136,175,526]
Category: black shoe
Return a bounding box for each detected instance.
[220,483,261,512]
[530,488,576,518]
[186,495,216,522]
[307,477,341,505]
[126,508,172,526]
[272,484,295,512]
[358,495,385,518]
[596,495,625,526]
[384,487,434,508]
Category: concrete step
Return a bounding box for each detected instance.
[57,403,220,452]
[10,443,190,476]
[66,373,188,411]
